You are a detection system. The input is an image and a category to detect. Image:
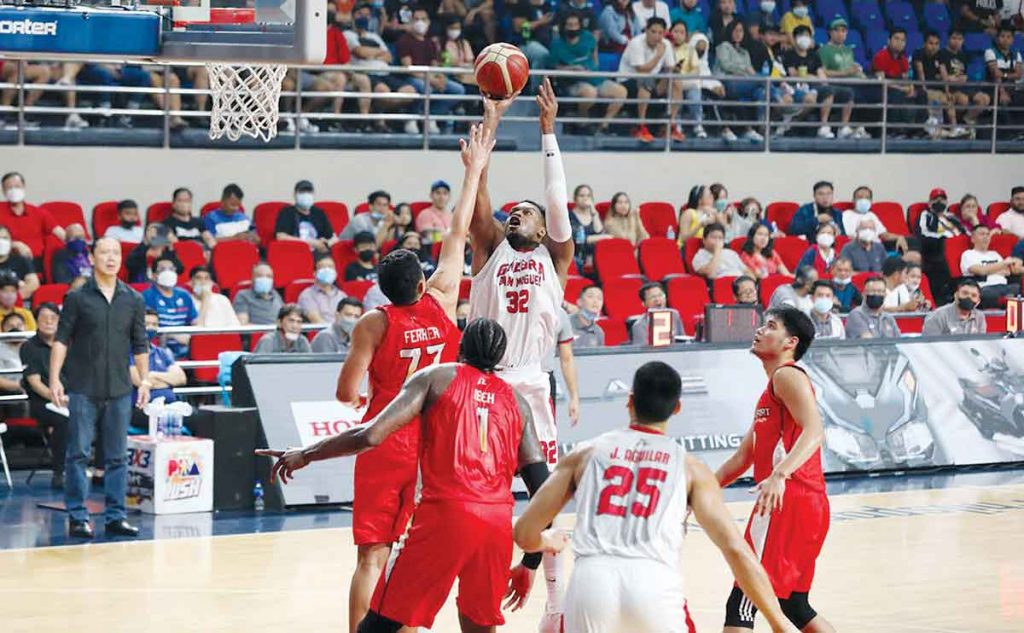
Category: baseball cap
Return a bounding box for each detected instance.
[430,180,450,192]
[294,179,314,193]
[929,187,948,200]
[829,17,848,30]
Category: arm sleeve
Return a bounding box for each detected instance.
[542,134,572,243]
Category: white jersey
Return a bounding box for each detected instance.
[573,427,688,569]
[468,239,564,370]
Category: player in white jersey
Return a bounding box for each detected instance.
[467,79,576,630]
[514,362,801,633]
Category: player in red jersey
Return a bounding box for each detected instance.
[258,318,558,633]
[716,307,836,633]
[332,124,496,632]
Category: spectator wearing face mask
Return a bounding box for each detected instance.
[732,275,760,306]
[142,255,197,359]
[346,231,380,281]
[740,224,790,279]
[298,257,347,324]
[189,265,240,328]
[0,223,39,299]
[922,279,986,336]
[767,265,817,313]
[797,223,839,275]
[960,224,1023,308]
[394,7,466,135]
[779,0,812,43]
[50,224,92,285]
[0,312,27,392]
[790,181,846,242]
[0,172,65,258]
[341,190,392,241]
[707,182,739,234]
[603,192,649,245]
[571,284,606,348]
[839,217,886,272]
[255,304,312,353]
[829,256,861,311]
[845,276,902,338]
[103,200,144,243]
[629,281,686,345]
[233,262,284,325]
[692,222,752,279]
[725,196,769,241]
[0,271,35,330]
[275,180,338,254]
[125,224,179,284]
[844,186,909,254]
[880,255,926,312]
[917,187,963,301]
[312,297,364,353]
[808,280,845,339]
[397,231,436,277]
[997,186,1024,238]
[164,187,213,248]
[130,310,186,425]
[784,24,852,140]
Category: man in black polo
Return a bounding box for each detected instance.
[50,237,151,539]
[20,301,67,489]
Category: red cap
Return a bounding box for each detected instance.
[929,187,948,200]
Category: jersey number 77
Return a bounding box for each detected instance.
[399,343,446,382]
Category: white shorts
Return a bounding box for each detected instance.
[565,556,686,633]
[500,366,557,466]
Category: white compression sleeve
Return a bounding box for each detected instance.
[542,133,572,243]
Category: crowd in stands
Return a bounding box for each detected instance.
[3,0,1023,141]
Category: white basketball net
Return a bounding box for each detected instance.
[206,62,288,142]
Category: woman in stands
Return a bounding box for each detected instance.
[958,194,998,233]
[740,223,791,279]
[677,184,720,244]
[603,192,649,245]
[570,184,609,269]
[797,223,840,275]
[376,203,414,248]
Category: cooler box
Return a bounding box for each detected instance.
[127,436,214,514]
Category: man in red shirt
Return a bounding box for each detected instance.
[0,172,65,258]
[394,7,466,135]
[871,27,927,138]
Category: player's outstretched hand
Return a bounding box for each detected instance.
[752,471,786,516]
[254,448,308,485]
[536,78,558,133]
[503,563,535,612]
[459,123,497,172]
[539,528,571,554]
[482,92,519,122]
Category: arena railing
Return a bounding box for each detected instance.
[0,60,1020,152]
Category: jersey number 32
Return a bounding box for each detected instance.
[596,466,668,519]
[505,289,530,314]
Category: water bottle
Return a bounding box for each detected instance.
[666,225,676,240]
[761,60,770,76]
[253,481,265,512]
[574,225,586,248]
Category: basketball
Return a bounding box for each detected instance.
[474,43,530,100]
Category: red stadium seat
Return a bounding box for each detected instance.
[318,201,350,234]
[500,201,518,213]
[774,236,811,270]
[41,201,90,239]
[340,279,374,300]
[713,276,738,304]
[91,200,122,239]
[765,202,799,233]
[285,279,314,303]
[355,201,395,215]
[596,318,628,346]
[267,241,315,288]
[834,201,854,211]
[332,240,358,274]
[409,201,432,222]
[42,234,64,284]
[987,201,1010,223]
[986,313,1007,334]
[459,278,472,301]
[212,241,260,291]
[729,237,745,253]
[665,274,711,334]
[381,240,399,256]
[638,202,677,238]
[851,272,873,293]
[759,274,794,306]
[32,283,68,308]
[906,202,928,233]
[229,280,252,302]
[835,235,851,252]
[991,233,1018,258]
[943,235,971,277]
[593,238,642,280]
[190,333,243,383]
[872,201,909,235]
[146,201,173,226]
[638,238,686,281]
[253,201,289,246]
[683,237,702,273]
[601,277,645,321]
[894,315,924,334]
[118,242,138,282]
[563,275,591,305]
[918,272,936,306]
[201,201,231,216]
[595,201,611,219]
[172,240,206,284]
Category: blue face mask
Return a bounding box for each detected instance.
[316,267,337,285]
[354,16,371,30]
[253,277,274,294]
[146,328,159,340]
[67,238,88,255]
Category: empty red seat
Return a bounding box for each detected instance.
[943,235,972,277]
[285,278,315,303]
[987,201,1011,222]
[665,275,711,334]
[212,241,260,291]
[563,275,591,305]
[596,318,628,346]
[267,241,315,288]
[340,279,374,300]
[774,236,811,270]
[172,240,206,284]
[318,201,350,234]
[906,202,928,233]
[254,201,289,246]
[229,280,252,302]
[765,202,799,233]
[991,233,1018,258]
[332,240,358,274]
[712,276,738,304]
[32,283,68,307]
[595,200,611,219]
[190,333,243,383]
[594,238,641,280]
[118,242,138,282]
[638,202,677,238]
[758,274,794,306]
[638,237,685,281]
[91,200,121,239]
[683,237,703,273]
[872,201,909,235]
[146,201,173,226]
[601,276,645,321]
[41,201,89,239]
[985,313,1007,334]
[851,272,873,293]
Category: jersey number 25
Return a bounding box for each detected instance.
[596,466,668,519]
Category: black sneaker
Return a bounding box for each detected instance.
[69,520,94,539]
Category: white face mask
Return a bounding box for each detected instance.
[157,269,178,288]
[296,192,315,209]
[906,280,921,291]
[284,331,300,341]
[193,282,212,296]
[412,19,429,35]
[447,28,461,40]
[855,198,872,214]
[0,238,10,257]
[760,0,776,13]
[833,275,851,286]
[5,187,25,204]
[858,228,877,243]
[816,233,835,248]
[796,35,813,50]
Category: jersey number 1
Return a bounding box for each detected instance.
[399,343,446,381]
[505,289,530,314]
[596,466,668,518]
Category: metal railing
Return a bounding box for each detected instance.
[0,59,1021,151]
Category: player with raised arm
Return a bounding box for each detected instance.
[513,361,801,633]
[332,124,495,632]
[467,78,575,630]
[258,319,557,633]
[717,307,836,633]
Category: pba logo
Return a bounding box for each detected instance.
[164,451,204,501]
[0,19,58,36]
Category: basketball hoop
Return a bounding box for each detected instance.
[205,62,287,142]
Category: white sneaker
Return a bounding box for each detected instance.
[951,126,970,138]
[721,128,738,142]
[537,611,563,633]
[854,126,870,139]
[817,125,835,139]
[838,125,855,139]
[283,117,296,134]
[924,116,939,136]
[744,129,764,142]
[298,117,319,134]
[65,113,89,129]
[694,124,708,139]
[404,120,420,135]
[426,119,440,135]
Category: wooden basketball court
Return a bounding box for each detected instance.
[2,482,1022,632]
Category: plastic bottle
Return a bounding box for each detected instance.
[253,481,265,512]
[574,225,586,247]
[521,22,532,42]
[666,224,676,240]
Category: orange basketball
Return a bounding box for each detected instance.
[473,43,530,100]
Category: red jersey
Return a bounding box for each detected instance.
[419,364,523,505]
[751,363,825,493]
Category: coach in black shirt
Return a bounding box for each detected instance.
[51,237,151,539]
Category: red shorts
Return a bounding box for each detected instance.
[352,439,418,546]
[744,485,830,598]
[371,500,514,628]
